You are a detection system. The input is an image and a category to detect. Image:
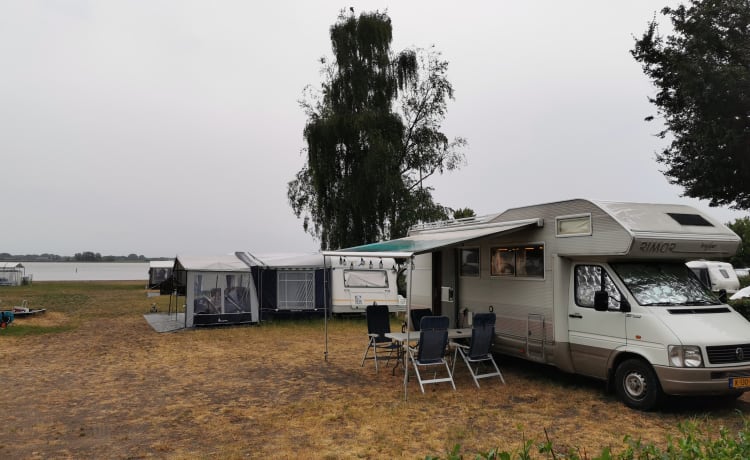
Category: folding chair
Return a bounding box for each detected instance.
[452,312,505,387]
[407,316,456,393]
[409,308,432,331]
[361,304,399,372]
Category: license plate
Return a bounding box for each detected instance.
[729,377,750,389]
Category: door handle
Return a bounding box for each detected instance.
[569,313,583,319]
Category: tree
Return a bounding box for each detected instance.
[288,10,465,250]
[452,207,476,219]
[728,217,750,268]
[631,0,750,210]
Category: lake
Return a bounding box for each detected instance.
[21,262,150,281]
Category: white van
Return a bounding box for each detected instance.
[687,260,740,294]
[339,199,750,410]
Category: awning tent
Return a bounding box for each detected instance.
[173,255,260,327]
[235,252,330,316]
[0,262,26,286]
[147,260,174,290]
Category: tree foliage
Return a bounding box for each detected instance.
[288,10,465,250]
[631,0,750,210]
[452,207,476,219]
[728,217,750,268]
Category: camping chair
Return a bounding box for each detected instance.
[452,312,505,387]
[361,304,399,372]
[409,308,432,331]
[407,316,456,393]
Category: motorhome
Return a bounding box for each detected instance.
[334,199,750,410]
[686,260,740,294]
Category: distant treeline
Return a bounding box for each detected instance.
[0,252,171,262]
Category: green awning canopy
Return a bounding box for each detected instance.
[325,218,542,258]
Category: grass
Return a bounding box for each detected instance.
[1,281,749,458]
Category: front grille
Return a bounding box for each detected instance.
[706,344,750,364]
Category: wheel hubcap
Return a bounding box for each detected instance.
[624,372,647,400]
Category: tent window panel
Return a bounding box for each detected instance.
[278,271,315,310]
[344,270,388,288]
[224,274,253,313]
[194,274,221,314]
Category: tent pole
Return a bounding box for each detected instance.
[324,255,329,362]
[404,255,414,401]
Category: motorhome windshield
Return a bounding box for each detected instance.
[611,262,719,307]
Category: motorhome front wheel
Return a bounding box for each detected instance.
[615,358,663,411]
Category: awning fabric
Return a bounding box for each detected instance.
[328,219,541,257]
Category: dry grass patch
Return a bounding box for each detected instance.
[1,281,749,459]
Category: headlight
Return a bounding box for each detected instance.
[668,345,704,367]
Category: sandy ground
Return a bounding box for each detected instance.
[2,295,749,459]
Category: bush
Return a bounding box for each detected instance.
[428,417,750,459]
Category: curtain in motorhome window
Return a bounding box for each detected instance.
[490,245,544,278]
[277,271,315,309]
[575,265,622,310]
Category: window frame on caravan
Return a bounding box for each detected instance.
[343,268,390,288]
[489,243,545,279]
[556,213,592,237]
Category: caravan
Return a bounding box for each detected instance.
[686,260,740,295]
[328,255,404,314]
[336,199,750,410]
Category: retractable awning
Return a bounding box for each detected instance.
[320,217,544,401]
[324,218,543,258]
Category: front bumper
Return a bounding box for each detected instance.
[654,364,750,395]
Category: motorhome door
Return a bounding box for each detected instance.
[568,264,627,379]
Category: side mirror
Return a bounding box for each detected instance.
[718,289,728,304]
[594,291,609,311]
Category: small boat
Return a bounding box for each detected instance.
[12,307,46,317]
[9,300,46,317]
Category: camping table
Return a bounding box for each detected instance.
[385,328,472,377]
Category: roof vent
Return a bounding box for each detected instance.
[667,213,713,227]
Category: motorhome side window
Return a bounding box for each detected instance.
[490,245,544,278]
[575,265,622,310]
[343,270,389,288]
[460,248,480,277]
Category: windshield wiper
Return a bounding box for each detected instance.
[683,300,720,306]
[641,302,680,306]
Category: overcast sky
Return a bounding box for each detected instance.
[2,1,747,258]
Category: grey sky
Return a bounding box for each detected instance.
[2,1,746,258]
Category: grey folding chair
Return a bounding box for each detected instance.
[407,315,456,393]
[452,312,505,387]
[361,304,399,372]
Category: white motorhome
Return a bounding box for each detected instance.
[336,199,750,410]
[686,260,740,294]
[328,256,405,314]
